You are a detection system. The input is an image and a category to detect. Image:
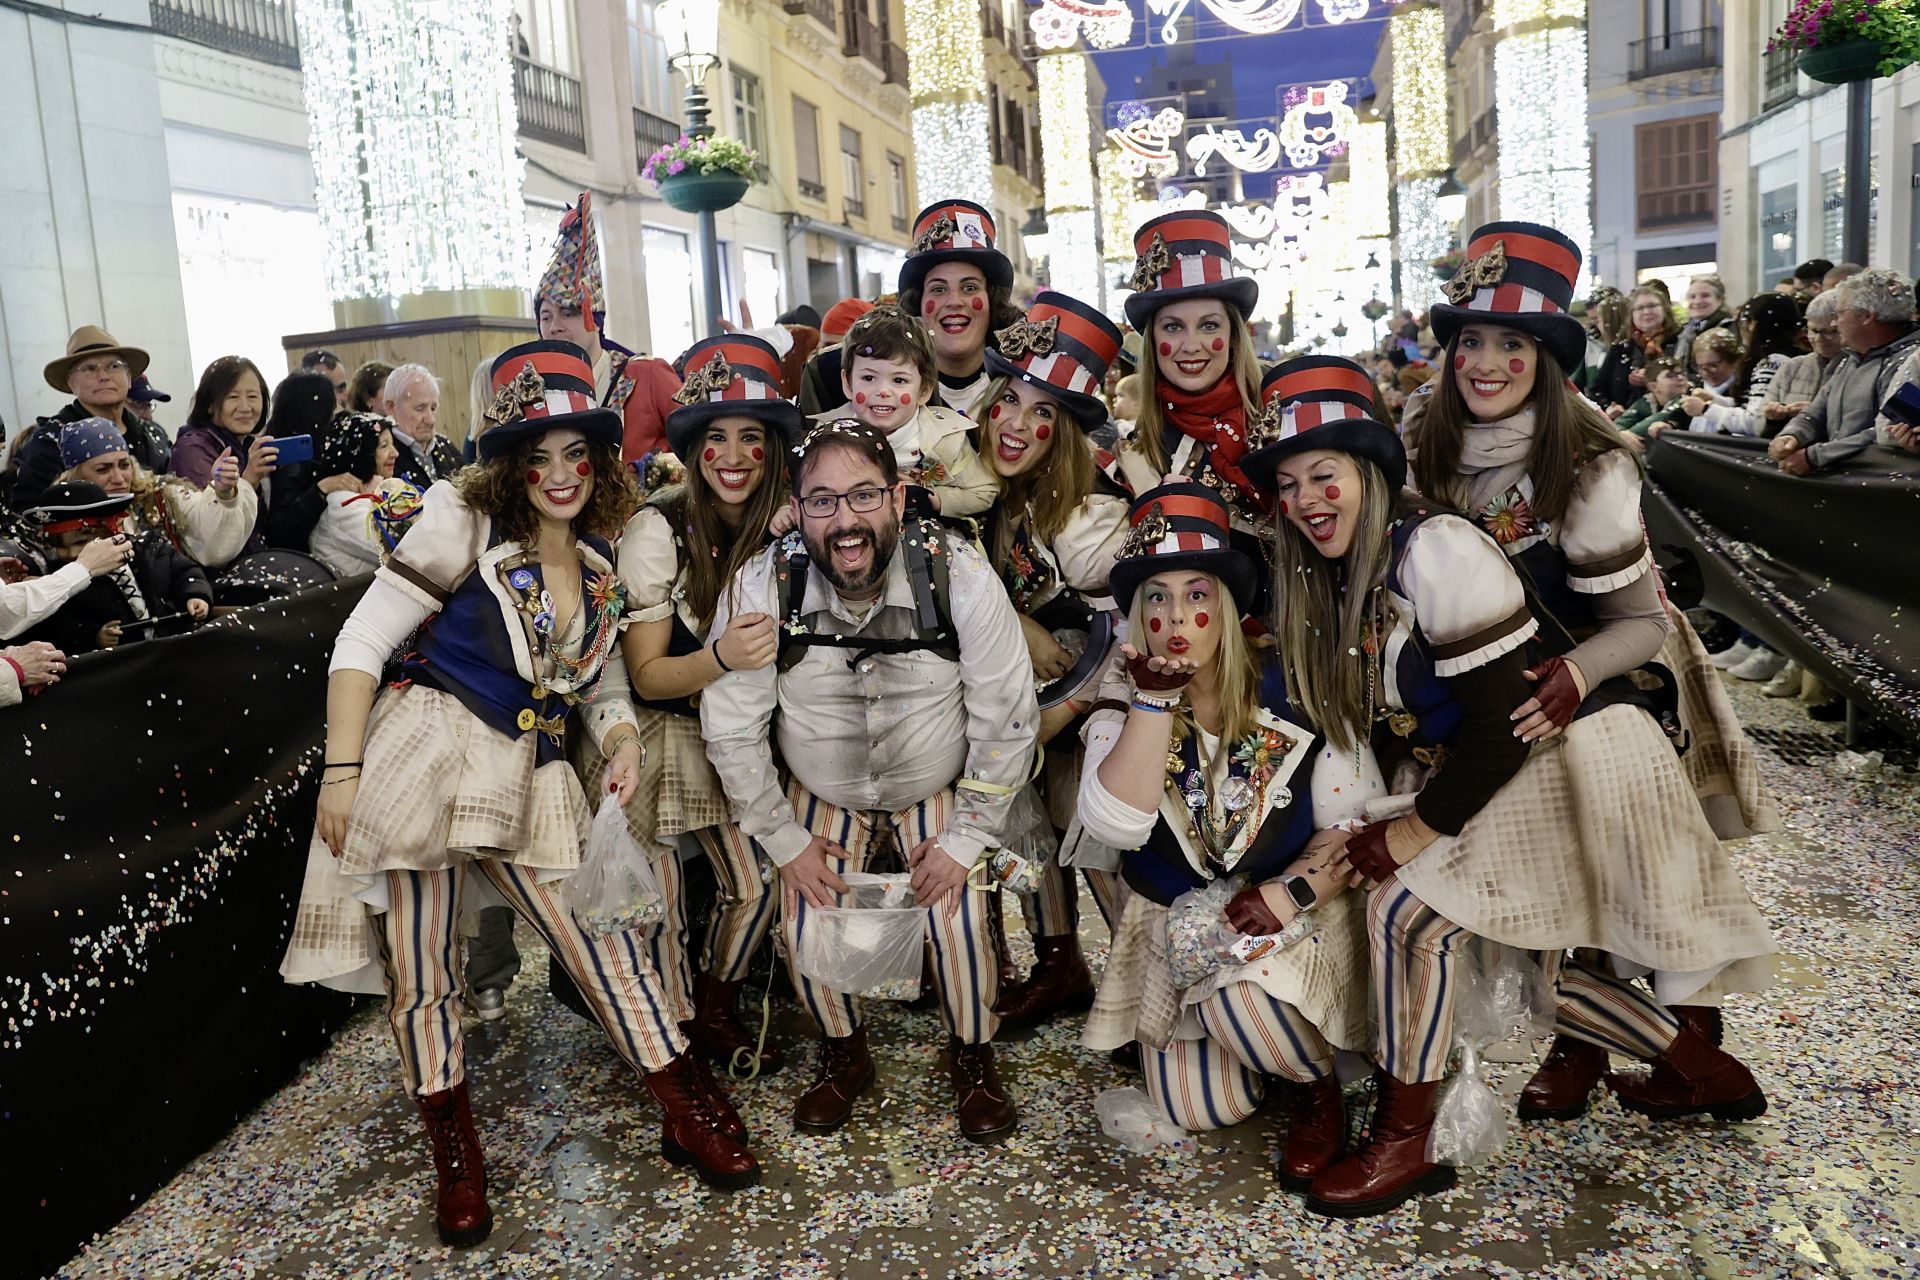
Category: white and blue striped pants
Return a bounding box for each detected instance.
[781,784,1001,1045]
[645,824,779,1021]
[1140,982,1335,1131]
[376,855,688,1096]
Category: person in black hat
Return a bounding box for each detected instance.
[591,333,802,1076]
[1076,476,1371,1194]
[21,480,210,654]
[283,339,764,1251]
[126,375,172,428]
[1246,375,1774,1219]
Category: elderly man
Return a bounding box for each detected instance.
[1771,269,1920,474]
[10,326,171,509]
[380,364,463,490]
[1760,290,1845,435]
[701,418,1037,1144]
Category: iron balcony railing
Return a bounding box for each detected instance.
[514,55,587,153]
[1763,44,1800,110]
[634,107,680,169]
[785,0,837,30]
[1629,27,1720,80]
[883,40,909,85]
[149,0,299,69]
[842,1,885,68]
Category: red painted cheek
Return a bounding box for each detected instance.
[1035,424,1051,440]
[1323,484,1341,501]
[899,392,912,407]
[1194,611,1210,629]
[970,297,984,311]
[923,300,937,316]
[1453,355,1467,371]
[750,446,764,462]
[989,405,1000,419]
[703,447,717,462]
[1148,617,1162,633]
[1210,338,1224,352]
[854,392,867,405]
[1279,498,1289,516]
[1508,359,1526,375]
[574,461,592,478]
[526,469,542,486]
[1158,342,1173,357]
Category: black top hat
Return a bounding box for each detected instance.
[982,291,1124,430]
[1241,355,1406,495]
[664,334,805,463]
[476,341,623,462]
[897,200,1015,297]
[1122,209,1259,331]
[1108,479,1258,614]
[1428,221,1588,372]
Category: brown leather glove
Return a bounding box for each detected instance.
[1224,883,1286,937]
[1127,650,1193,693]
[1525,655,1582,731]
[1344,821,1400,885]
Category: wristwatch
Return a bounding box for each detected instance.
[1280,875,1317,912]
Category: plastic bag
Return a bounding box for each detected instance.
[1827,749,1886,779]
[1095,1086,1194,1154]
[1428,1043,1509,1166]
[793,872,927,1000]
[563,794,666,936]
[1165,876,1318,990]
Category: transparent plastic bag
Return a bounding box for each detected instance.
[1424,942,1550,1166]
[1428,1044,1509,1166]
[563,793,666,936]
[793,872,927,1000]
[1095,1086,1194,1154]
[1165,876,1318,990]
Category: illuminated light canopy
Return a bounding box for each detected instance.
[295,0,525,302]
[1186,125,1282,176]
[1347,119,1390,240]
[1037,51,1102,306]
[1271,172,1331,239]
[1030,0,1134,50]
[906,0,993,206]
[1107,105,1186,178]
[1493,0,1591,289]
[1396,176,1450,311]
[1147,0,1303,43]
[1278,82,1357,168]
[1390,4,1447,176]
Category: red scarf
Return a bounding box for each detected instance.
[1158,376,1265,497]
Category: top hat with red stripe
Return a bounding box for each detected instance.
[1122,209,1259,331]
[664,334,805,462]
[1429,220,1587,372]
[1240,355,1406,495]
[477,341,623,462]
[1108,478,1257,614]
[982,290,1123,430]
[897,199,1014,297]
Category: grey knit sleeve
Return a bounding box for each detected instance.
[1564,570,1673,688]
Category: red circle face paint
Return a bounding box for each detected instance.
[1280,498,1290,516]
[703,447,717,462]
[989,405,1000,418]
[1158,341,1173,357]
[900,393,912,407]
[1035,424,1051,440]
[1210,337,1224,352]
[923,300,936,316]
[1453,355,1467,370]
[970,297,984,311]
[750,446,763,461]
[1148,617,1162,633]
[1194,611,1210,629]
[854,392,866,405]
[1324,484,1341,501]
[574,460,592,478]
[526,469,542,486]
[1508,358,1526,375]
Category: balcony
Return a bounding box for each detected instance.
[1638,185,1715,230]
[634,107,680,170]
[841,0,885,69]
[799,177,827,202]
[1451,109,1495,166]
[785,0,837,30]
[515,56,587,153]
[149,0,299,69]
[1763,44,1801,110]
[981,0,1007,46]
[883,40,910,86]
[1629,27,1720,80]
[845,196,866,221]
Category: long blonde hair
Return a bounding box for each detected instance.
[1127,308,1263,473]
[1126,570,1264,750]
[977,375,1096,548]
[1268,455,1396,752]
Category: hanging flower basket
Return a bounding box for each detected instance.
[657,170,752,213]
[1774,1,1920,83]
[643,134,757,213]
[1430,250,1465,282]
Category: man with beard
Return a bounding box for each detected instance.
[700,418,1037,1143]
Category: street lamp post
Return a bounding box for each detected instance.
[659,0,725,338]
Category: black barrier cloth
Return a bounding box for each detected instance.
[3,578,369,1278]
[1644,434,1920,738]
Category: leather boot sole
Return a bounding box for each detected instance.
[958,1110,1018,1145]
[1275,1166,1321,1193]
[792,1062,876,1135]
[660,1135,761,1190]
[1516,1093,1594,1122]
[1613,1086,1767,1123]
[1304,1164,1457,1219]
[434,1209,494,1248]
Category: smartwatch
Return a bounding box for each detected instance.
[1281,874,1317,911]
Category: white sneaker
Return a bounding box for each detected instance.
[1710,640,1757,671]
[1730,648,1789,681]
[1762,661,1802,697]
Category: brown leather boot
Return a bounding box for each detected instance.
[993,935,1096,1029]
[793,1027,875,1134]
[687,973,785,1076]
[949,1038,1018,1144]
[1517,1035,1609,1121]
[1606,1023,1767,1121]
[1305,1071,1456,1218]
[1276,1076,1347,1191]
[1673,1004,1724,1047]
[685,1053,749,1144]
[416,1081,492,1247]
[642,1053,761,1190]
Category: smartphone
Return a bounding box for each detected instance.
[270,434,314,465]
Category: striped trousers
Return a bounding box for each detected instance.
[1021,861,1130,936]
[782,784,1001,1045]
[1141,982,1335,1132]
[1370,881,1682,1084]
[376,856,688,1097]
[645,825,779,1017]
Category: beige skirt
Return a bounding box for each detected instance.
[1389,703,1777,1001]
[281,683,592,992]
[1661,604,1781,838]
[574,706,730,853]
[1082,887,1372,1055]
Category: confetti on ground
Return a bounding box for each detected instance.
[55,678,1920,1279]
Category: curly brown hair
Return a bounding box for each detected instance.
[454,432,638,544]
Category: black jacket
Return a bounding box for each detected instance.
[392,433,464,492]
[10,403,172,510]
[25,534,211,655]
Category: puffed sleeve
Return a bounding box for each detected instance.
[615,505,681,623]
[1050,493,1129,604]
[1398,514,1537,678]
[1559,449,1652,594]
[374,479,487,610]
[167,478,258,567]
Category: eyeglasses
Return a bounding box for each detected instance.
[73,359,130,377]
[799,486,888,519]
[1809,326,1841,338]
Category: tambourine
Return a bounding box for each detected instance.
[1030,592,1116,711]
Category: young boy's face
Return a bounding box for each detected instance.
[1651,369,1686,402]
[52,526,111,563]
[843,354,924,430]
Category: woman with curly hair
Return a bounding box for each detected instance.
[282,341,761,1252]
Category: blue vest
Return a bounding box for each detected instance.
[1120,659,1322,907]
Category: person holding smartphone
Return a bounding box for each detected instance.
[172,356,280,554]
